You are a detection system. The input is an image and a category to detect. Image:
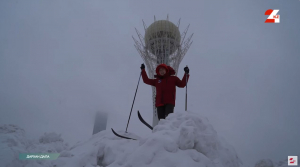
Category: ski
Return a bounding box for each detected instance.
[137,110,153,130]
[111,110,152,140]
[111,128,137,140]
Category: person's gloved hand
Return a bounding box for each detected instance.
[184,66,189,74]
[140,63,145,70]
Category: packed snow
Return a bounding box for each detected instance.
[0,111,290,167]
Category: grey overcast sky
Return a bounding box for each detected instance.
[0,0,299,166]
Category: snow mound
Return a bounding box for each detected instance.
[255,158,300,167]
[39,132,64,144]
[0,124,69,167]
[0,111,251,167]
[53,111,245,167]
[1,112,295,167]
[0,124,29,167]
[274,159,289,167]
[255,159,274,167]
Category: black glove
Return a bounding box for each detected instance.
[140,63,145,70]
[184,66,189,74]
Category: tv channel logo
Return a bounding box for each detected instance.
[288,156,298,166]
[265,9,280,23]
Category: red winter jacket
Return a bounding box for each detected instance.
[141,64,189,107]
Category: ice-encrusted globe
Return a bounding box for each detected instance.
[145,20,181,55]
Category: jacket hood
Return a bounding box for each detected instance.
[154,64,176,78]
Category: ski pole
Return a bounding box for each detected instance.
[126,72,142,133]
[185,65,188,111]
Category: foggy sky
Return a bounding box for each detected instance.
[1,0,299,166]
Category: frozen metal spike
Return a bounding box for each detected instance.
[183,33,194,46]
[180,42,193,62]
[132,36,143,49]
[177,18,181,28]
[142,20,147,32]
[135,28,145,47]
[180,24,190,46]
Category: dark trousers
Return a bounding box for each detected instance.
[157,104,174,120]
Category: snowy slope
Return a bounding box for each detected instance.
[52,111,246,167]
[0,111,289,167]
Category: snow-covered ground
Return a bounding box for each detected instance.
[0,111,291,167]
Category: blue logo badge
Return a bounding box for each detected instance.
[158,80,161,83]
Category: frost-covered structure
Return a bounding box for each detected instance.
[133,16,193,127]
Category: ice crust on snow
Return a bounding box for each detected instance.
[0,111,288,167]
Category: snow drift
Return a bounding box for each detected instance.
[1,111,287,167]
[0,124,69,167]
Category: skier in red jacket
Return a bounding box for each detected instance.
[140,63,189,120]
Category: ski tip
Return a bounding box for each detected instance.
[137,110,153,131]
[137,110,141,117]
[111,128,137,140]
